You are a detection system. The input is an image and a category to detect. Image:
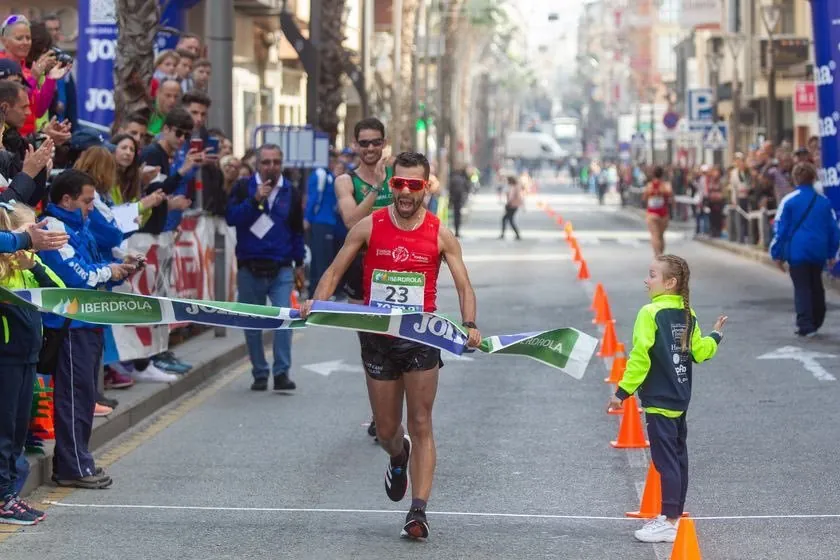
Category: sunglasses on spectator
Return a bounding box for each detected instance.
[173,129,191,139]
[357,138,384,148]
[389,177,427,191]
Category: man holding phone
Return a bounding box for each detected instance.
[226,144,305,392]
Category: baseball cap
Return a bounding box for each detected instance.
[794,146,810,156]
[0,58,25,82]
[70,128,116,152]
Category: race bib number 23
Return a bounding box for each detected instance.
[369,269,425,312]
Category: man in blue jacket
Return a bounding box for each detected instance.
[770,162,840,337]
[226,144,305,391]
[37,170,137,489]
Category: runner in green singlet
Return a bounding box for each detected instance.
[334,117,393,439]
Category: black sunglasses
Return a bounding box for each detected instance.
[174,129,191,139]
[358,138,384,148]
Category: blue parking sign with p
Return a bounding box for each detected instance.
[688,88,714,130]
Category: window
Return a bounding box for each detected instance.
[658,0,680,24]
[657,33,680,75]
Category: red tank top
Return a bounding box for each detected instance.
[646,180,669,217]
[363,207,442,313]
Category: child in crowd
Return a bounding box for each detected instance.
[0,201,64,526]
[149,50,180,98]
[608,254,727,543]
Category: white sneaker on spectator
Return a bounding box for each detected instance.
[132,363,179,383]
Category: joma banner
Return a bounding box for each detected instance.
[2,289,598,379]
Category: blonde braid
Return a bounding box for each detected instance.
[656,254,693,352]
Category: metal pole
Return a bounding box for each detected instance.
[767,34,777,144]
[410,1,422,150]
[423,0,431,155]
[392,0,403,150]
[205,0,234,136]
[213,226,227,336]
[307,0,322,125]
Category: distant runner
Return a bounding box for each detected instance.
[643,166,672,256]
[302,151,481,540]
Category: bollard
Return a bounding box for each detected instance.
[727,206,738,242]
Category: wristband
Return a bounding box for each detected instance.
[462,321,477,329]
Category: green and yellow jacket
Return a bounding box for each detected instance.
[615,294,722,417]
[0,255,64,365]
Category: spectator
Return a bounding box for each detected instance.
[0,80,70,205]
[40,13,82,127]
[191,59,211,92]
[448,167,469,238]
[111,133,165,226]
[176,33,202,57]
[304,151,340,290]
[0,201,63,525]
[1,15,72,135]
[770,162,840,337]
[113,112,149,149]
[175,49,196,92]
[38,169,137,489]
[226,144,304,392]
[148,50,179,99]
[0,107,54,201]
[139,107,199,235]
[147,78,182,135]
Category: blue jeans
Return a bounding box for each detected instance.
[238,266,294,379]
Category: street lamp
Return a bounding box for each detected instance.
[761,0,782,144]
[706,49,724,165]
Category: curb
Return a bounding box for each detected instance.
[21,332,266,497]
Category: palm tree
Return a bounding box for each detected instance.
[113,0,159,131]
[317,0,349,143]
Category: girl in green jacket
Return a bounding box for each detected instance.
[608,254,727,543]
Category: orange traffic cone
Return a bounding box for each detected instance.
[577,259,590,280]
[670,517,702,560]
[547,208,555,217]
[564,221,573,234]
[610,395,649,448]
[626,461,662,518]
[592,292,614,325]
[605,342,627,385]
[572,245,583,264]
[536,201,544,209]
[597,321,618,357]
[290,290,300,310]
[555,215,564,226]
[591,282,606,312]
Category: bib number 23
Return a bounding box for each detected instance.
[369,269,425,312]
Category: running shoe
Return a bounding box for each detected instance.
[0,495,37,525]
[367,418,377,438]
[400,507,429,540]
[384,435,411,502]
[14,496,46,522]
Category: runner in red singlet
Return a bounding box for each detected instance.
[301,151,481,540]
[643,166,673,257]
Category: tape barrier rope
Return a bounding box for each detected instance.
[1,287,598,379]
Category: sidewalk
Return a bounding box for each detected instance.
[21,328,261,496]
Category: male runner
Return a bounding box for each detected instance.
[334,117,393,438]
[302,151,481,540]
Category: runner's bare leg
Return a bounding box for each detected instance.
[366,375,406,456]
[402,367,439,501]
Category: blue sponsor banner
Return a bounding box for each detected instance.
[811,0,840,273]
[75,0,118,132]
[397,314,468,354]
[171,301,298,330]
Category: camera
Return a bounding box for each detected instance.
[50,47,73,65]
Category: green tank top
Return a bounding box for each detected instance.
[351,167,394,209]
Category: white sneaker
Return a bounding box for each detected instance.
[132,363,179,383]
[634,515,677,543]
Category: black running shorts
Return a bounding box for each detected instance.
[341,253,365,301]
[358,332,443,381]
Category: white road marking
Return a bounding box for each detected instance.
[302,360,365,377]
[42,501,840,521]
[462,253,571,263]
[757,346,837,381]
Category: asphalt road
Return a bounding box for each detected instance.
[4,175,840,559]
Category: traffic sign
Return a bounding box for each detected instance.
[688,88,714,130]
[663,111,680,130]
[631,132,647,148]
[702,123,728,150]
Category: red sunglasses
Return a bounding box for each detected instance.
[389,177,428,191]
